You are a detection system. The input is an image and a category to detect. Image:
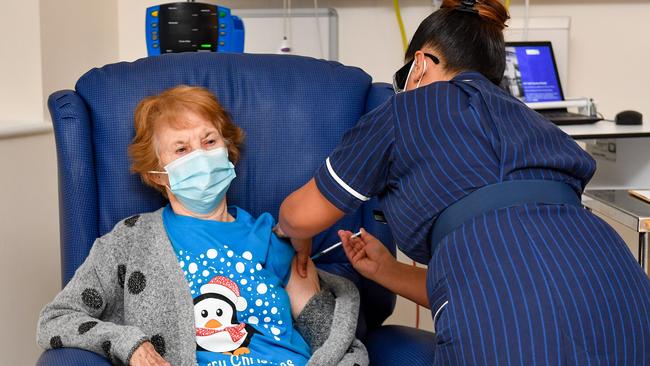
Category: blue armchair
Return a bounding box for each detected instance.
[37,53,435,365]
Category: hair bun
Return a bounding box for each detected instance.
[476,0,510,29]
[442,0,510,29]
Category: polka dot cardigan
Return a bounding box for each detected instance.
[36,209,369,365]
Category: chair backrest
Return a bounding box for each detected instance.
[49,52,395,335]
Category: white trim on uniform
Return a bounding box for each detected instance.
[432,300,449,334]
[325,157,370,202]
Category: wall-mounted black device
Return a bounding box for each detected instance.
[146,2,244,56]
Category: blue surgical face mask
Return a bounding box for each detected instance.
[151,147,236,215]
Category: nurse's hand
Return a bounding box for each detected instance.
[339,228,395,282]
[340,228,430,308]
[130,341,170,366]
[286,257,321,319]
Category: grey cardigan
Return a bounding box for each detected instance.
[37,210,368,366]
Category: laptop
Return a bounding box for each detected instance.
[501,41,601,125]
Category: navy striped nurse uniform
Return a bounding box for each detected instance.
[314,71,650,365]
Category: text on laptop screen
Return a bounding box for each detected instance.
[502,44,563,103]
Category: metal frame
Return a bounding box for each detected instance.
[234,8,338,61]
[640,233,649,271]
[583,190,650,275]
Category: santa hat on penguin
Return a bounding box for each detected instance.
[200,276,248,312]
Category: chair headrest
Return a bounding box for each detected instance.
[75,53,373,250]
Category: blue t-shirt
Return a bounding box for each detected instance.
[162,205,311,366]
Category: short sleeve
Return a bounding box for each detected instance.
[247,212,295,284]
[315,100,395,213]
[266,236,295,286]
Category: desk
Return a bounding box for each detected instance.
[559,122,650,190]
[583,190,650,275]
[559,120,650,140]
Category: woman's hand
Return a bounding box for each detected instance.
[130,341,170,366]
[273,225,313,278]
[290,237,313,278]
[339,228,396,282]
[285,257,321,319]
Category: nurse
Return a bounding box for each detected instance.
[276,0,650,364]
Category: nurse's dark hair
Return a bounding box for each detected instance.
[405,0,510,84]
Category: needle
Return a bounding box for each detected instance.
[311,230,362,261]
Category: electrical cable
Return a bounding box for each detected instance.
[288,0,292,44]
[283,0,288,40]
[393,0,409,52]
[598,112,607,121]
[279,0,292,54]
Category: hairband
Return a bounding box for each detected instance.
[456,0,479,14]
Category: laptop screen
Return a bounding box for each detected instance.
[501,42,565,103]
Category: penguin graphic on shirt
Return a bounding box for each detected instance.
[194,276,259,355]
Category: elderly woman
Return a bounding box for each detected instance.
[37,86,368,366]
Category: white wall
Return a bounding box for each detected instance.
[40,0,120,119]
[0,0,43,123]
[4,1,650,361]
[0,134,59,364]
[0,1,51,363]
[0,1,119,363]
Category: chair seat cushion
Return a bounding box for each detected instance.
[36,348,111,366]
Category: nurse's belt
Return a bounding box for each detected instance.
[430,180,581,255]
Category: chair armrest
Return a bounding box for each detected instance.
[36,349,111,366]
[360,197,396,329]
[365,82,393,114]
[365,325,436,365]
[48,90,99,287]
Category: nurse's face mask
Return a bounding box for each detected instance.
[392,53,440,93]
[150,147,236,215]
